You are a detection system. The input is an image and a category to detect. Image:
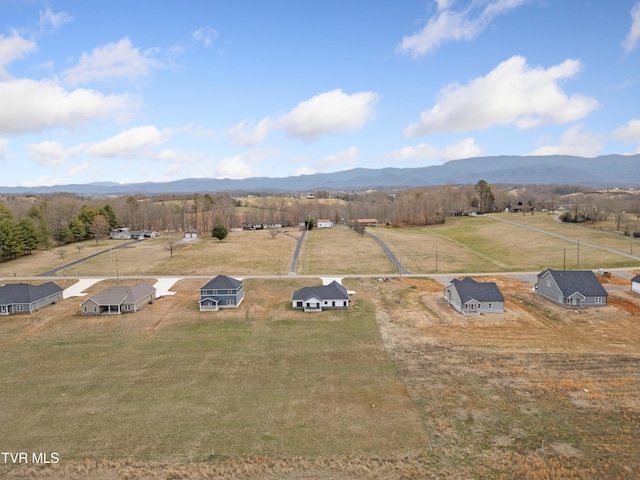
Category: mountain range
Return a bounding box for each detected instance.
[3,154,639,195]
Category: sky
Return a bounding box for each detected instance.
[1,0,640,187]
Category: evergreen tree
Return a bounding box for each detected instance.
[99,204,119,229]
[69,216,86,241]
[0,219,23,260]
[27,204,53,250]
[212,223,228,242]
[17,217,39,254]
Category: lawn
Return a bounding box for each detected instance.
[298,227,394,275]
[0,278,426,468]
[369,214,640,273]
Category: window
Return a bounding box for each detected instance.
[296,301,303,307]
[547,280,551,287]
[595,297,603,304]
[226,300,234,305]
[488,303,492,309]
[83,306,88,313]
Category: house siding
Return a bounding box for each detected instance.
[536,270,607,308]
[632,278,640,295]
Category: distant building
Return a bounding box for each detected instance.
[110,228,157,240]
[199,275,245,311]
[317,219,333,228]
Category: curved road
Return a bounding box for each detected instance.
[366,231,410,275]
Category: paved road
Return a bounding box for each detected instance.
[288,228,306,274]
[38,241,137,276]
[366,231,411,275]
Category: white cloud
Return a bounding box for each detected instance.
[280,90,379,142]
[383,137,484,163]
[27,140,84,165]
[0,78,136,134]
[0,138,8,159]
[63,38,157,85]
[622,2,640,53]
[85,126,172,157]
[295,147,360,175]
[398,0,529,57]
[213,155,259,179]
[612,118,640,141]
[193,26,218,47]
[404,56,598,136]
[529,124,603,156]
[39,7,72,30]
[0,32,37,78]
[226,118,272,146]
[227,89,379,145]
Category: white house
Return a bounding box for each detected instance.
[292,281,349,312]
[632,275,640,295]
[317,219,333,228]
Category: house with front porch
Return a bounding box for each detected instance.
[81,282,156,315]
[444,277,504,315]
[536,269,608,308]
[292,281,350,312]
[199,275,244,311]
[0,282,64,315]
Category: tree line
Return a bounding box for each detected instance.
[1,181,639,262]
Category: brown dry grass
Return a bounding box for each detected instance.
[298,227,395,274]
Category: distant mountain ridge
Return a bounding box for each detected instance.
[3,154,639,195]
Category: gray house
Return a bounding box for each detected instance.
[199,275,244,311]
[0,282,64,315]
[632,275,640,295]
[536,269,608,308]
[444,277,504,315]
[81,282,156,315]
[292,281,350,312]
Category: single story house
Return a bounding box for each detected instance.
[110,228,157,240]
[353,218,379,227]
[632,275,640,295]
[199,275,245,311]
[536,269,608,308]
[317,219,334,228]
[81,282,156,315]
[0,282,64,315]
[444,277,504,315]
[292,280,350,312]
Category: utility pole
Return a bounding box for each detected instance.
[577,240,580,267]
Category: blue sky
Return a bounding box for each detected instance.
[1,0,639,187]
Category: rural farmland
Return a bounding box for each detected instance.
[1,214,639,479]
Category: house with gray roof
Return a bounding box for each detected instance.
[631,275,640,295]
[444,277,504,315]
[0,282,63,315]
[292,280,350,312]
[81,282,156,315]
[199,275,244,311]
[536,269,608,308]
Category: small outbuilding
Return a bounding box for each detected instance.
[444,277,504,315]
[0,282,64,315]
[81,282,156,315]
[292,280,350,312]
[316,219,334,228]
[536,269,608,308]
[632,275,640,295]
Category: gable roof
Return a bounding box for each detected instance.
[201,275,243,291]
[538,269,608,297]
[0,282,63,305]
[83,283,155,306]
[450,277,504,303]
[632,275,640,283]
[292,280,349,302]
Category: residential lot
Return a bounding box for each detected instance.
[0,216,639,479]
